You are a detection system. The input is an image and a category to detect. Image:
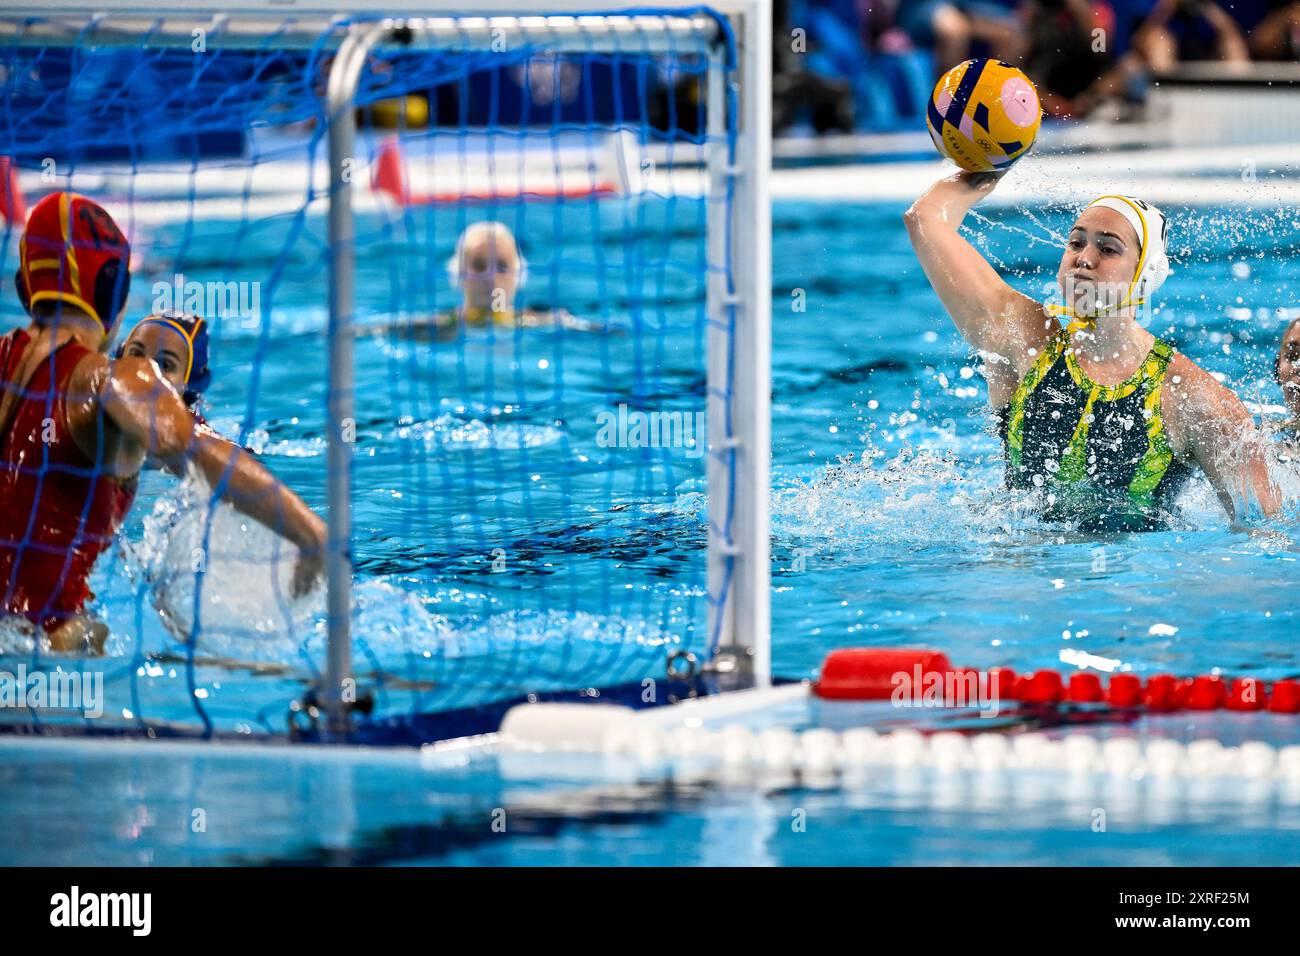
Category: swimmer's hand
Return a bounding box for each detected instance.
[47,615,109,656]
[946,168,1007,200]
[290,514,328,599]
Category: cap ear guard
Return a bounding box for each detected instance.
[1131,201,1170,303]
[93,257,131,337]
[1135,244,1170,302]
[183,366,212,408]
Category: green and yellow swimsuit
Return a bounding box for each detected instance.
[996,328,1193,530]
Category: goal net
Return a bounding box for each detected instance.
[0,4,771,740]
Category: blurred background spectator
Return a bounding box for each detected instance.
[773,0,857,133]
[1022,1,1121,117]
[1131,0,1251,70]
[888,0,1028,75]
[1248,1,1300,59]
[771,0,1299,136]
[1020,1,1159,119]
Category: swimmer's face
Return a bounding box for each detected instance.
[1058,206,1143,317]
[1278,320,1300,417]
[457,225,521,311]
[121,321,190,395]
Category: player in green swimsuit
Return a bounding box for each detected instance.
[904,172,1280,528]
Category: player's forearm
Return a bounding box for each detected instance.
[1230,410,1283,519]
[190,434,326,552]
[1246,442,1283,519]
[905,179,979,230]
[1202,421,1283,521]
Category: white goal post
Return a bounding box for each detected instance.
[1,1,772,731]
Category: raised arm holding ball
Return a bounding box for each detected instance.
[904,59,1279,529]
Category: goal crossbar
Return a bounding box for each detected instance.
[0,13,723,55]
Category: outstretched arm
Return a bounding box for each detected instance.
[903,170,1053,373]
[182,425,328,596]
[1166,355,1281,520]
[100,356,328,595]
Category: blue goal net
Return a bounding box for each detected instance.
[0,9,741,741]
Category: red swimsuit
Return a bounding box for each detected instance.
[0,329,136,631]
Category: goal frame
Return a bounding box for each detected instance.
[1,1,773,733]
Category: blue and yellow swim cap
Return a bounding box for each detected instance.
[120,311,211,407]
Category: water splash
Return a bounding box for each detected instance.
[393,413,563,451]
[100,473,684,707]
[0,617,39,656]
[766,431,1300,554]
[773,443,1049,551]
[121,472,324,654]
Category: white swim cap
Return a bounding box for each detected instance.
[446,221,529,292]
[1084,195,1170,304]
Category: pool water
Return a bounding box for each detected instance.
[5,711,1300,865]
[3,192,1299,864]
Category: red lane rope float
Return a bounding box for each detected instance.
[813,648,1300,715]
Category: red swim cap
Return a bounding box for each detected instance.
[15,191,131,337]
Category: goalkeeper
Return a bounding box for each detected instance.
[357,220,598,341]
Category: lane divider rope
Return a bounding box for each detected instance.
[813,648,1300,714]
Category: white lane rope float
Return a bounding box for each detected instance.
[469,648,1300,799]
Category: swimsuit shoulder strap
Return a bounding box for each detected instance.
[0,332,89,453]
[1127,339,1183,506]
[1149,337,1175,367]
[1139,338,1177,393]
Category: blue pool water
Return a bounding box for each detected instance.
[3,191,1300,864]
[4,728,1299,866]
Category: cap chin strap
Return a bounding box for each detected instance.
[1045,288,1148,333]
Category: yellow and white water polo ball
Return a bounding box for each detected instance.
[926,59,1041,172]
